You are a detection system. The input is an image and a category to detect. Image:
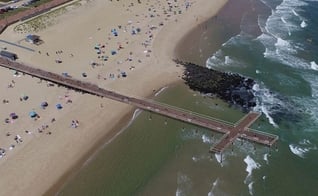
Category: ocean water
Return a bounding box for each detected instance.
[59,0,318,195]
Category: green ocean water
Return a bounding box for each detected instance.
[59,0,318,195]
[58,83,249,196]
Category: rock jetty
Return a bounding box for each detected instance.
[175,59,256,111]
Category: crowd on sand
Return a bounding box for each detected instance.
[0,0,193,160]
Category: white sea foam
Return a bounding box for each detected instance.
[310,61,318,70]
[224,56,231,65]
[300,139,312,145]
[256,0,314,70]
[208,178,219,196]
[263,153,269,164]
[206,50,224,69]
[248,182,254,195]
[154,86,168,97]
[259,32,311,70]
[300,20,307,28]
[289,139,317,158]
[202,134,212,144]
[131,109,141,120]
[215,153,224,167]
[289,144,309,158]
[252,83,278,127]
[192,154,210,163]
[292,9,299,16]
[262,105,277,127]
[281,17,287,24]
[294,73,318,125]
[275,37,290,48]
[244,155,260,184]
[176,172,192,196]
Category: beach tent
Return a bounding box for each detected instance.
[56,104,63,110]
[62,73,71,78]
[121,72,127,77]
[111,50,117,55]
[29,111,37,118]
[111,29,118,36]
[21,94,29,101]
[41,101,48,108]
[25,34,41,45]
[10,113,18,119]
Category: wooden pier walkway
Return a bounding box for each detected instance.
[0,57,278,153]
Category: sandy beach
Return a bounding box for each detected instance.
[0,0,227,195]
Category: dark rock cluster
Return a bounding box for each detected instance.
[174,59,256,111]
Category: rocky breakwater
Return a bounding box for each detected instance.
[175,60,256,111]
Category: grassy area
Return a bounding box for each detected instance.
[13,0,81,33]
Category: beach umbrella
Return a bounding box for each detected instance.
[29,111,37,118]
[21,94,28,100]
[10,113,18,119]
[41,101,48,108]
[121,72,127,77]
[111,50,117,55]
[56,104,63,110]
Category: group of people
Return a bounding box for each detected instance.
[71,120,79,128]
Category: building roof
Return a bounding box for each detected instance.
[26,34,40,41]
[0,50,17,60]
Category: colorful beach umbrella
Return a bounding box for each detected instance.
[29,111,37,118]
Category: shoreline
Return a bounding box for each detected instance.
[0,0,228,195]
[50,0,229,194]
[44,108,136,196]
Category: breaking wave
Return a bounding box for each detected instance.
[289,139,317,158]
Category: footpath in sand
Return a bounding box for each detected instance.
[0,0,227,195]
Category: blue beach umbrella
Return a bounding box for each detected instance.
[29,111,37,118]
[56,104,63,110]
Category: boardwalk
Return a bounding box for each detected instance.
[0,57,278,153]
[210,112,261,153]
